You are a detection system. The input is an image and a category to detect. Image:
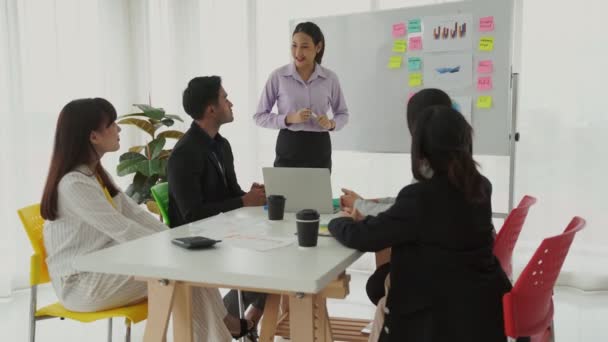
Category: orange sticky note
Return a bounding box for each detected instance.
[409,36,422,51]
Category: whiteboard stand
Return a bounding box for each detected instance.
[508,72,520,214]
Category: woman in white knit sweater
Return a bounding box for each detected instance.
[40,98,254,341]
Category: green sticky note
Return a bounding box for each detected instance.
[392,39,407,53]
[388,56,403,69]
[408,57,422,71]
[477,96,493,109]
[409,73,423,87]
[408,19,421,33]
[479,36,494,51]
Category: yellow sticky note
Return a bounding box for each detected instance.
[388,56,402,69]
[477,96,493,109]
[409,73,423,87]
[392,39,407,53]
[479,37,494,51]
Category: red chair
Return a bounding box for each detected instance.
[502,217,586,342]
[494,196,538,279]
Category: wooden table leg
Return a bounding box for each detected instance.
[172,283,193,342]
[259,294,281,342]
[314,296,333,342]
[289,294,315,342]
[143,279,176,342]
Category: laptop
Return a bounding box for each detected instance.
[262,167,334,214]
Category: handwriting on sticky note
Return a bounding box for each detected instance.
[479,16,495,32]
[393,39,407,53]
[388,56,402,69]
[477,96,492,109]
[408,19,421,33]
[477,76,493,91]
[409,73,423,87]
[408,57,422,71]
[392,23,406,38]
[477,60,493,74]
[479,37,494,51]
[409,36,422,51]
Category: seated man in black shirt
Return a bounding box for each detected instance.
[168,76,267,330]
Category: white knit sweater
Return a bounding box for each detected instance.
[43,165,167,279]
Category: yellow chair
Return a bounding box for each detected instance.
[18,204,148,342]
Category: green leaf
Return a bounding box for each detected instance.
[133,104,165,120]
[161,119,174,127]
[157,149,172,160]
[146,137,166,160]
[135,159,165,177]
[117,158,145,176]
[117,118,154,137]
[125,173,158,204]
[118,112,147,119]
[157,130,184,140]
[129,145,145,153]
[165,114,184,122]
[119,152,146,162]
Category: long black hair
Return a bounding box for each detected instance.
[406,88,452,134]
[293,22,325,64]
[41,98,119,220]
[411,105,487,203]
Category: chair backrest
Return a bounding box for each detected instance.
[17,204,51,285]
[502,216,585,339]
[493,195,537,278]
[151,182,170,226]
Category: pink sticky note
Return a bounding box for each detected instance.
[408,92,417,101]
[409,36,422,51]
[477,60,493,74]
[479,16,495,32]
[477,76,493,91]
[392,23,406,38]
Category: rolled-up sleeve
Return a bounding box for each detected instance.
[254,72,288,130]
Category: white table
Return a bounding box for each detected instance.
[74,207,364,341]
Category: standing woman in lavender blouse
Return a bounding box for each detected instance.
[254,22,349,170]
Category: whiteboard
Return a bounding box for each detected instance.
[293,0,515,155]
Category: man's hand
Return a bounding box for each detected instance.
[341,207,364,222]
[250,182,265,191]
[242,186,266,207]
[340,188,363,210]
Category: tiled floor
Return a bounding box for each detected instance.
[1,271,607,341]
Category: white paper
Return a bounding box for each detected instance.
[423,53,473,90]
[423,14,473,52]
[221,234,295,252]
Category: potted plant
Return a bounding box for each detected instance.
[116,104,184,212]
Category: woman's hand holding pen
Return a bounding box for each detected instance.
[285,108,312,124]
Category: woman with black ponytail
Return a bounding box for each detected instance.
[329,106,510,341]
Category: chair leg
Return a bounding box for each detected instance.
[550,319,556,342]
[238,289,246,342]
[107,318,113,342]
[29,285,37,342]
[125,320,131,342]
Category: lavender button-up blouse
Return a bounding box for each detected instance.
[254,63,349,132]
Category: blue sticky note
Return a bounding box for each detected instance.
[408,57,422,71]
[408,19,421,33]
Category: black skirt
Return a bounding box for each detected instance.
[274,129,332,171]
